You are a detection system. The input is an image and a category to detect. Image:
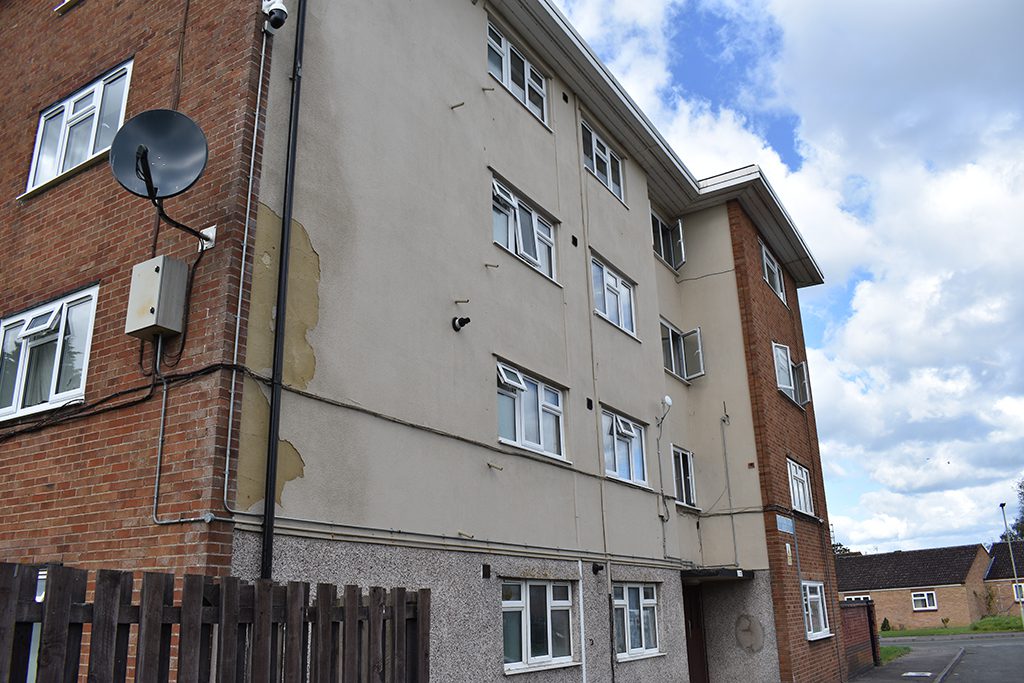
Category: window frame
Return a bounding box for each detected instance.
[26,61,133,193]
[661,320,704,381]
[761,241,786,303]
[581,122,624,200]
[911,591,937,612]
[492,178,557,280]
[843,595,870,602]
[502,580,573,670]
[601,410,647,486]
[486,22,548,124]
[612,582,659,659]
[591,258,635,335]
[651,212,684,270]
[1014,584,1024,602]
[802,581,831,640]
[496,362,565,460]
[773,342,811,406]
[1,286,99,422]
[787,459,814,516]
[672,447,697,508]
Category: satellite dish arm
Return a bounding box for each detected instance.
[136,144,212,244]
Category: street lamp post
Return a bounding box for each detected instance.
[999,502,1024,629]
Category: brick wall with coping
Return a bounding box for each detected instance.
[0,0,269,575]
[728,200,844,682]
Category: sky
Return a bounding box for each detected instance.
[553,0,1024,553]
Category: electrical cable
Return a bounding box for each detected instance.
[159,242,206,367]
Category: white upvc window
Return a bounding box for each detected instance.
[773,342,811,406]
[788,459,814,515]
[612,583,659,658]
[487,22,547,123]
[911,591,937,611]
[802,581,830,640]
[27,61,133,192]
[497,362,564,459]
[761,242,786,303]
[581,122,623,200]
[651,212,684,269]
[1014,584,1024,602]
[844,595,870,602]
[1,286,99,422]
[661,320,704,381]
[502,581,572,670]
[672,447,697,508]
[602,410,646,485]
[591,258,635,334]
[492,179,556,279]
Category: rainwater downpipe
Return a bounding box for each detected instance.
[261,0,308,581]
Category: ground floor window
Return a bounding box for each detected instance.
[911,590,937,611]
[843,595,870,602]
[612,583,659,658]
[802,581,830,639]
[502,580,572,669]
[1015,583,1024,602]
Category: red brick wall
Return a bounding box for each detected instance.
[728,200,844,682]
[0,0,268,574]
[840,601,878,678]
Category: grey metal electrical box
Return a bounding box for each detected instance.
[125,255,188,340]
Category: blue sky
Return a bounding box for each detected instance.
[556,0,1024,552]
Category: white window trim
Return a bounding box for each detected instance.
[487,22,548,124]
[1,286,99,422]
[26,61,133,193]
[651,212,685,270]
[773,342,810,406]
[761,241,786,303]
[581,122,624,200]
[612,583,659,659]
[672,447,698,509]
[602,410,647,486]
[911,591,937,611]
[492,178,557,280]
[843,595,870,602]
[502,580,573,671]
[1014,583,1024,602]
[802,581,831,640]
[787,459,814,516]
[497,363,565,460]
[661,319,704,381]
[591,258,636,335]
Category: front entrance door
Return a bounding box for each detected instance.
[683,584,710,683]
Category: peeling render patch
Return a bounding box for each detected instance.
[235,203,321,510]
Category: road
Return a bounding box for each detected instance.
[855,633,1024,682]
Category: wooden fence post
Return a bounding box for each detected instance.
[36,564,86,683]
[88,569,133,683]
[416,590,430,683]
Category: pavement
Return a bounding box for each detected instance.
[853,632,1024,682]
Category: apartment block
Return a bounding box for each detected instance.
[0,1,842,680]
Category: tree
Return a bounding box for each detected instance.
[833,541,853,555]
[1001,476,1024,542]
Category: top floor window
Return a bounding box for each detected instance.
[27,61,133,193]
[652,213,684,269]
[581,122,623,200]
[1,286,99,421]
[761,242,786,303]
[487,22,547,123]
[492,179,556,279]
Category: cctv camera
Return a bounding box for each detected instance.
[262,0,288,30]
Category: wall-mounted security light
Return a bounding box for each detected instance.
[262,0,289,32]
[452,316,471,332]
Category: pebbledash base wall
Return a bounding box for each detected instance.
[232,530,781,682]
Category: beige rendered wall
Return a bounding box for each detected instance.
[241,0,767,571]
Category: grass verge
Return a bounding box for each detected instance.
[879,646,910,665]
[880,614,1024,638]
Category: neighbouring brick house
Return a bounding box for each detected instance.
[837,545,990,631]
[1,1,849,680]
[984,542,1024,618]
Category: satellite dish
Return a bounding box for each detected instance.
[110,109,208,200]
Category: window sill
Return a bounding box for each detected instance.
[487,73,553,134]
[655,254,683,274]
[492,242,561,287]
[504,660,579,676]
[594,311,641,343]
[792,509,820,524]
[54,0,84,15]
[497,439,573,468]
[675,501,701,514]
[583,166,629,209]
[777,388,809,411]
[912,608,938,612]
[604,475,653,493]
[762,275,789,308]
[18,151,109,202]
[616,651,665,663]
[806,632,833,642]
[0,396,85,425]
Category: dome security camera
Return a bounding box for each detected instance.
[262,0,288,31]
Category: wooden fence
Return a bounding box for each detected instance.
[0,563,430,683]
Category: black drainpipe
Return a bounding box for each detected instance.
[261,0,308,581]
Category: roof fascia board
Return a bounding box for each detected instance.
[840,583,965,593]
